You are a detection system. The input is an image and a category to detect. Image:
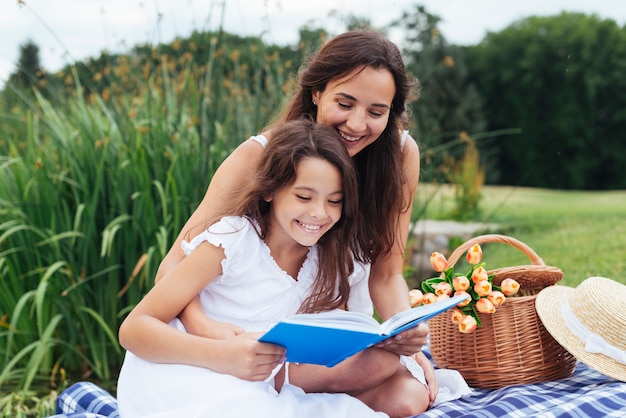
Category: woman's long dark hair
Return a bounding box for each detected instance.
[276,29,420,263]
[227,119,360,313]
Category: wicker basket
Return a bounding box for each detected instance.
[428,234,577,389]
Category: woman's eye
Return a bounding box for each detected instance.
[338,102,351,109]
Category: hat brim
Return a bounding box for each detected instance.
[536,284,626,382]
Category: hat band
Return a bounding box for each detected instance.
[562,301,626,365]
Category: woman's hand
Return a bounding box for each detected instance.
[375,322,428,356]
[179,296,244,339]
[212,332,286,381]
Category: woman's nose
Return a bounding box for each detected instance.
[345,109,366,132]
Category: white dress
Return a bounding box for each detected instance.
[117,216,385,418]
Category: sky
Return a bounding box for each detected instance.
[1,0,625,86]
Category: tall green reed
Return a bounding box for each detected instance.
[0,40,290,392]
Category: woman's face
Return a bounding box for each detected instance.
[312,66,395,157]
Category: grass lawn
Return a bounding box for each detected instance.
[416,184,626,287]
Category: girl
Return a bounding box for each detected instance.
[153,30,437,416]
[117,119,405,417]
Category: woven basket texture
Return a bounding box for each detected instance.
[428,234,577,389]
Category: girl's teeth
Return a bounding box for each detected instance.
[299,222,320,231]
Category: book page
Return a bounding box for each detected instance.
[380,294,469,335]
[281,310,381,333]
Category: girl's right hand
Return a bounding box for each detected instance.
[213,332,286,381]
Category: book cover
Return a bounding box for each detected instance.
[259,294,469,367]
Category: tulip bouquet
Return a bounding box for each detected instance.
[409,244,520,333]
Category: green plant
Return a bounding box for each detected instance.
[0,41,290,394]
[443,132,485,221]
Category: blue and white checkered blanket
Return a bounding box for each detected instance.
[49,348,626,418]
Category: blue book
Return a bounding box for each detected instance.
[259,294,469,367]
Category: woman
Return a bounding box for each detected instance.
[156,30,436,416]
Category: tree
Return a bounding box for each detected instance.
[391,5,487,183]
[8,39,45,89]
[467,13,626,189]
[2,39,47,109]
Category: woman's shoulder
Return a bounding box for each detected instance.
[400,130,419,152]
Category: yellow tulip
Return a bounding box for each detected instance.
[466,244,483,265]
[488,290,506,307]
[474,280,492,297]
[422,292,438,305]
[451,309,464,325]
[471,266,489,284]
[459,315,477,333]
[476,298,496,314]
[453,291,471,307]
[453,275,471,292]
[430,252,448,272]
[434,282,453,297]
[409,289,423,307]
[500,278,521,296]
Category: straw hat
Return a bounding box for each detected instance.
[536,276,626,382]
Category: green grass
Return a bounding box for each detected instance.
[416,184,626,287]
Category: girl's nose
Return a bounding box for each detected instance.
[309,200,326,218]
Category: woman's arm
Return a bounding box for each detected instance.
[153,138,265,338]
[368,135,438,404]
[156,139,265,282]
[119,242,285,380]
[368,134,420,321]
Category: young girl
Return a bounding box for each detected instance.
[116,119,403,417]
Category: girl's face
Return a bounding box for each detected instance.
[312,66,396,157]
[266,157,343,248]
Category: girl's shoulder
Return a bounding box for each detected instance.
[182,216,259,255]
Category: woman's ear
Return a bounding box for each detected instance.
[312,90,321,106]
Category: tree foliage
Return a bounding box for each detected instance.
[391,5,487,183]
[467,13,626,189]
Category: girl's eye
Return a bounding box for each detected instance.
[296,195,311,201]
[328,199,343,205]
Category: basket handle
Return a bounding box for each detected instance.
[445,234,545,269]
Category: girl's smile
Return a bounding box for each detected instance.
[265,156,343,249]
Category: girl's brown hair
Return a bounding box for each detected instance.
[228,118,360,313]
[277,29,419,263]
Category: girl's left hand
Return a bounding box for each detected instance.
[375,322,428,356]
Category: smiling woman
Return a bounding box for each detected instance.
[312,66,395,157]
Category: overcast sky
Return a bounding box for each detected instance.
[1,0,625,85]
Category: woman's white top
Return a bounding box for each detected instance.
[250,130,410,150]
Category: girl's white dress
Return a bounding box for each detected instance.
[117,216,386,417]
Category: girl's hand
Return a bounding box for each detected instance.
[212,332,286,381]
[412,351,438,406]
[374,322,428,356]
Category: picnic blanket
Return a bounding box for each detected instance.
[49,347,626,418]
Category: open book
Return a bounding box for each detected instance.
[259,293,469,367]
